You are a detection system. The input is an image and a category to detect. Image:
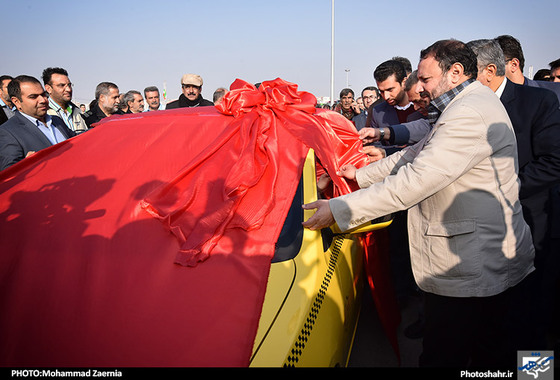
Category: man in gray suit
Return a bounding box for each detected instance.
[303,40,535,368]
[0,75,75,171]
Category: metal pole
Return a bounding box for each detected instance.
[330,0,334,107]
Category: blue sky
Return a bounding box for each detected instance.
[4,0,559,105]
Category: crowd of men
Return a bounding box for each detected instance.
[0,70,220,170]
[303,34,560,368]
[1,33,560,369]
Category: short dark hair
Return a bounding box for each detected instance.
[533,69,551,81]
[213,87,227,103]
[361,86,379,98]
[420,39,478,79]
[374,60,407,83]
[549,58,560,71]
[42,67,69,85]
[0,75,13,84]
[392,56,412,74]
[143,86,159,96]
[494,35,525,71]
[94,82,119,100]
[404,70,419,92]
[339,88,354,98]
[7,75,42,101]
[123,90,142,106]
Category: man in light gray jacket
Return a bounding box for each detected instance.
[42,67,88,134]
[303,39,535,368]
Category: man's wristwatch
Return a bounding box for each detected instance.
[379,127,385,140]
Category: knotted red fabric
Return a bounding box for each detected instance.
[141,79,367,267]
[0,78,399,367]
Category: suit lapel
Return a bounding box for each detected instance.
[500,79,516,105]
[51,116,72,140]
[14,112,54,147]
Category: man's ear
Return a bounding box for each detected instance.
[509,58,521,73]
[449,62,465,84]
[401,75,409,87]
[485,64,497,81]
[11,96,21,111]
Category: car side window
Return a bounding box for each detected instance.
[272,176,304,263]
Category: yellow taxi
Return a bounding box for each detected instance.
[250,150,392,367]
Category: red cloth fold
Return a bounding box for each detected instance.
[141,78,369,267]
[0,77,399,367]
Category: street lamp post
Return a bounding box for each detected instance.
[330,0,334,107]
[345,69,350,88]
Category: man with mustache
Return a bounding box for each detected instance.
[0,75,75,170]
[144,86,162,111]
[334,88,359,122]
[123,90,145,114]
[83,82,122,128]
[166,74,213,109]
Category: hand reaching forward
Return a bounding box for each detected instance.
[359,127,381,144]
[317,173,332,192]
[337,164,357,180]
[361,145,385,163]
[302,200,334,230]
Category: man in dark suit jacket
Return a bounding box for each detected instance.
[502,79,560,260]
[469,39,560,352]
[469,39,560,263]
[352,86,382,130]
[0,75,75,171]
[495,34,560,102]
[525,76,560,102]
[367,60,426,153]
[1,75,15,126]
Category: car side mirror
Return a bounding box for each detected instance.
[330,214,393,235]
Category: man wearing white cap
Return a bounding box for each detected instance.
[166,74,214,109]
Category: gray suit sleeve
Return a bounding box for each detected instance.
[0,128,24,170]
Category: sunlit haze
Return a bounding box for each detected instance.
[4,0,559,106]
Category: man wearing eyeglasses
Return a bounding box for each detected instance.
[352,86,381,130]
[42,67,88,135]
[0,75,75,170]
[166,74,214,109]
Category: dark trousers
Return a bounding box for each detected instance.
[419,287,515,369]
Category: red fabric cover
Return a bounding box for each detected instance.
[141,78,368,267]
[0,78,391,367]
